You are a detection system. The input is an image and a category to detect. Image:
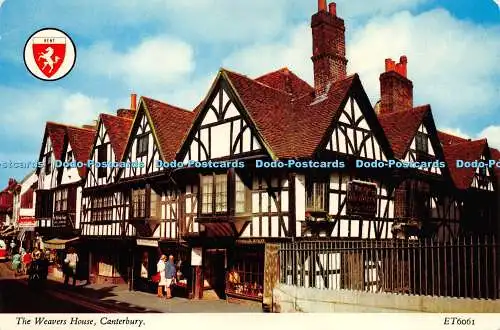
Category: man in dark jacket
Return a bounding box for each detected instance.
[165,255,176,299]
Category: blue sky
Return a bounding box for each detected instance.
[0,0,499,184]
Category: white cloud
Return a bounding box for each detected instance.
[0,0,5,9]
[80,36,195,96]
[335,0,430,19]
[348,9,500,126]
[0,87,109,139]
[223,24,313,81]
[494,0,500,10]
[478,126,500,149]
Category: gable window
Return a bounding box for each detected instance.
[306,177,327,213]
[44,154,51,175]
[478,167,488,188]
[201,174,227,214]
[97,145,107,178]
[67,151,73,162]
[415,132,428,153]
[136,134,149,158]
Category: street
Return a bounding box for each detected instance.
[0,262,262,313]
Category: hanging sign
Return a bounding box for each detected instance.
[191,247,202,266]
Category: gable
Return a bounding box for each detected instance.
[60,141,81,185]
[325,94,388,161]
[85,121,116,188]
[471,153,495,191]
[180,78,266,163]
[121,105,161,178]
[402,123,442,175]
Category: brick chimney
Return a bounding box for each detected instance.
[311,1,347,96]
[379,56,413,114]
[117,93,137,119]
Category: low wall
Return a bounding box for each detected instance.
[273,285,500,313]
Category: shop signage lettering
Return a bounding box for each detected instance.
[191,247,202,266]
[346,181,377,217]
[18,216,37,228]
[136,239,158,247]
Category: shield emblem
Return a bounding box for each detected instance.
[32,37,66,78]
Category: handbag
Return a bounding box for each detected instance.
[151,272,161,283]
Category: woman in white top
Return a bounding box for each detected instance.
[156,255,167,297]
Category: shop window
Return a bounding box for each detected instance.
[226,248,264,301]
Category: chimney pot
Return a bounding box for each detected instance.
[328,2,337,16]
[131,93,137,111]
[318,0,327,12]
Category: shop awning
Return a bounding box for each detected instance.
[44,237,79,250]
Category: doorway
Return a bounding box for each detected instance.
[204,249,226,299]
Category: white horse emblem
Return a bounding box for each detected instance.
[38,47,61,73]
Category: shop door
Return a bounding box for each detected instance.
[204,249,226,299]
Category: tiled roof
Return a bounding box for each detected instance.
[441,139,487,190]
[224,69,355,158]
[143,97,196,161]
[377,105,429,159]
[255,68,314,98]
[437,131,469,146]
[46,122,68,161]
[489,147,500,177]
[66,127,96,178]
[100,114,133,161]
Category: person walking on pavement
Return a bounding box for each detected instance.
[165,255,176,299]
[156,255,167,298]
[63,247,79,286]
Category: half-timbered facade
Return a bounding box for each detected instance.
[80,103,134,284]
[18,0,497,307]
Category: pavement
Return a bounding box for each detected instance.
[0,261,262,313]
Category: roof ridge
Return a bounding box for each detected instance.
[222,68,293,97]
[142,96,193,114]
[100,113,134,122]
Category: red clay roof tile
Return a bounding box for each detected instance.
[255,68,314,98]
[377,105,429,159]
[100,114,133,162]
[66,127,96,178]
[143,97,196,161]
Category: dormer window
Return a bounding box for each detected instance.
[136,134,148,158]
[97,145,107,178]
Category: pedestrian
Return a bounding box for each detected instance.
[63,247,79,286]
[156,255,167,298]
[9,240,16,257]
[22,248,32,275]
[11,251,21,276]
[165,255,176,299]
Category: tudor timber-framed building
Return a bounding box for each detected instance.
[25,0,498,306]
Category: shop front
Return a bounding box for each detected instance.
[225,244,265,301]
[85,238,133,285]
[43,237,81,280]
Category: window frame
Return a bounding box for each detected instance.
[305,176,328,213]
[97,145,107,178]
[136,134,149,158]
[200,173,228,216]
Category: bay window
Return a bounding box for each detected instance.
[130,186,161,220]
